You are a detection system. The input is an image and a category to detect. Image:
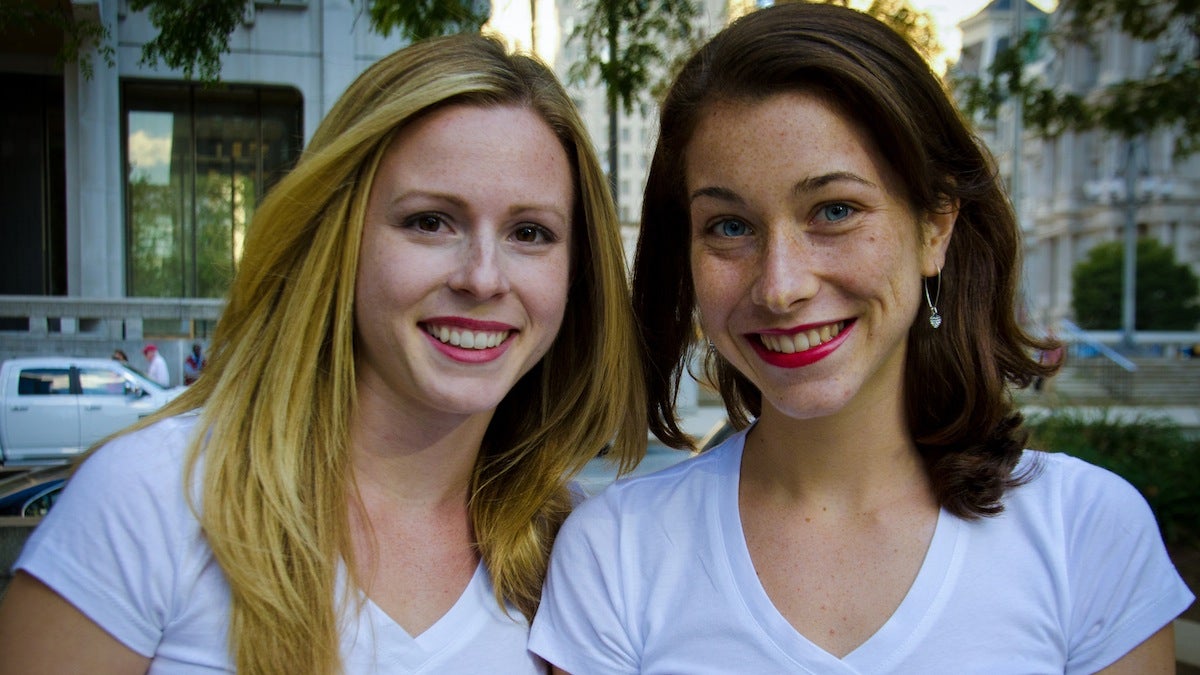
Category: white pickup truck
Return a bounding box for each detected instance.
[0,357,185,465]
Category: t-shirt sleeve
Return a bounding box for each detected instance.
[13,425,195,657]
[530,491,640,675]
[1060,457,1195,673]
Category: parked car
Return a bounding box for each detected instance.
[0,465,70,517]
[0,357,185,465]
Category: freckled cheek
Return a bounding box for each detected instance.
[690,260,744,330]
[871,255,922,313]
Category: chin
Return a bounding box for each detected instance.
[763,386,859,421]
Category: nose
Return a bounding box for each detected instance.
[750,229,819,313]
[448,235,511,299]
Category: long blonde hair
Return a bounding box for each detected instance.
[140,34,645,674]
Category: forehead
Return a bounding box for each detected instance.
[388,103,563,163]
[683,92,905,204]
[372,103,575,201]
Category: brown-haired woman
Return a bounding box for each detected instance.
[0,34,645,673]
[530,4,1191,673]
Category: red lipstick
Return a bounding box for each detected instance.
[747,321,853,368]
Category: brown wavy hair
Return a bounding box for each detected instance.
[633,2,1058,518]
[127,33,645,674]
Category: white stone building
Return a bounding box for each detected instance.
[956,0,1200,331]
[1,0,410,308]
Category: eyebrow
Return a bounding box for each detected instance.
[390,190,468,210]
[793,171,878,194]
[688,186,742,205]
[688,171,879,205]
[392,191,569,222]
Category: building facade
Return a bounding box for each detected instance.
[956,0,1200,332]
[2,0,409,304]
[0,1,410,377]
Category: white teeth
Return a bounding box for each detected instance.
[758,321,844,354]
[425,325,510,350]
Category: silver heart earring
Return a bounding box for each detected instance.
[924,266,942,329]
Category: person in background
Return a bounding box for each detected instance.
[0,33,644,674]
[110,349,129,365]
[183,342,207,385]
[142,343,169,387]
[530,4,1193,673]
[1033,330,1064,393]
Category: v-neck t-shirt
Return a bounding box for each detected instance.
[530,427,1194,674]
[15,414,544,673]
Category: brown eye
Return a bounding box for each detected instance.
[513,225,553,244]
[403,214,445,232]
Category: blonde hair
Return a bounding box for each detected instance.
[140,34,645,674]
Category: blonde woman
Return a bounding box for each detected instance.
[0,34,645,673]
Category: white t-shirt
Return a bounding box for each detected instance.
[530,427,1194,674]
[146,353,169,387]
[15,413,544,674]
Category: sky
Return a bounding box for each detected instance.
[909,0,1057,71]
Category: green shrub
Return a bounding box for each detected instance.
[1025,411,1200,547]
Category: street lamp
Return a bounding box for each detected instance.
[1082,137,1174,352]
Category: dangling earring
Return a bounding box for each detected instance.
[924,266,942,329]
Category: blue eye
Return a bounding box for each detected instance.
[714,219,751,237]
[819,203,854,222]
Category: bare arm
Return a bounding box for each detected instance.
[0,571,150,675]
[1095,623,1176,675]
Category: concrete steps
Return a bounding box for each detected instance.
[1025,358,1200,406]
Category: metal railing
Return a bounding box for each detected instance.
[1058,319,1138,401]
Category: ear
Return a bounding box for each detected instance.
[920,197,957,276]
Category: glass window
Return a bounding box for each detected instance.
[124,82,302,299]
[78,367,128,396]
[17,369,72,396]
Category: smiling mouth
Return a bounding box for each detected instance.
[423,324,511,350]
[757,321,847,354]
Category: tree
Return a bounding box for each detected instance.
[0,0,114,78]
[957,0,1200,156]
[567,0,703,208]
[566,0,939,212]
[1071,238,1200,331]
[1,0,487,83]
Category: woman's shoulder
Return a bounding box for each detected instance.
[75,412,203,493]
[1018,449,1135,491]
[1011,449,1154,520]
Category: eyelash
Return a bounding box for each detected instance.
[512,224,557,244]
[401,214,557,245]
[706,202,853,236]
[402,213,446,232]
[709,218,752,237]
[818,203,855,222]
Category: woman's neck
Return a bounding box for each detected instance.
[348,383,493,506]
[741,394,932,514]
